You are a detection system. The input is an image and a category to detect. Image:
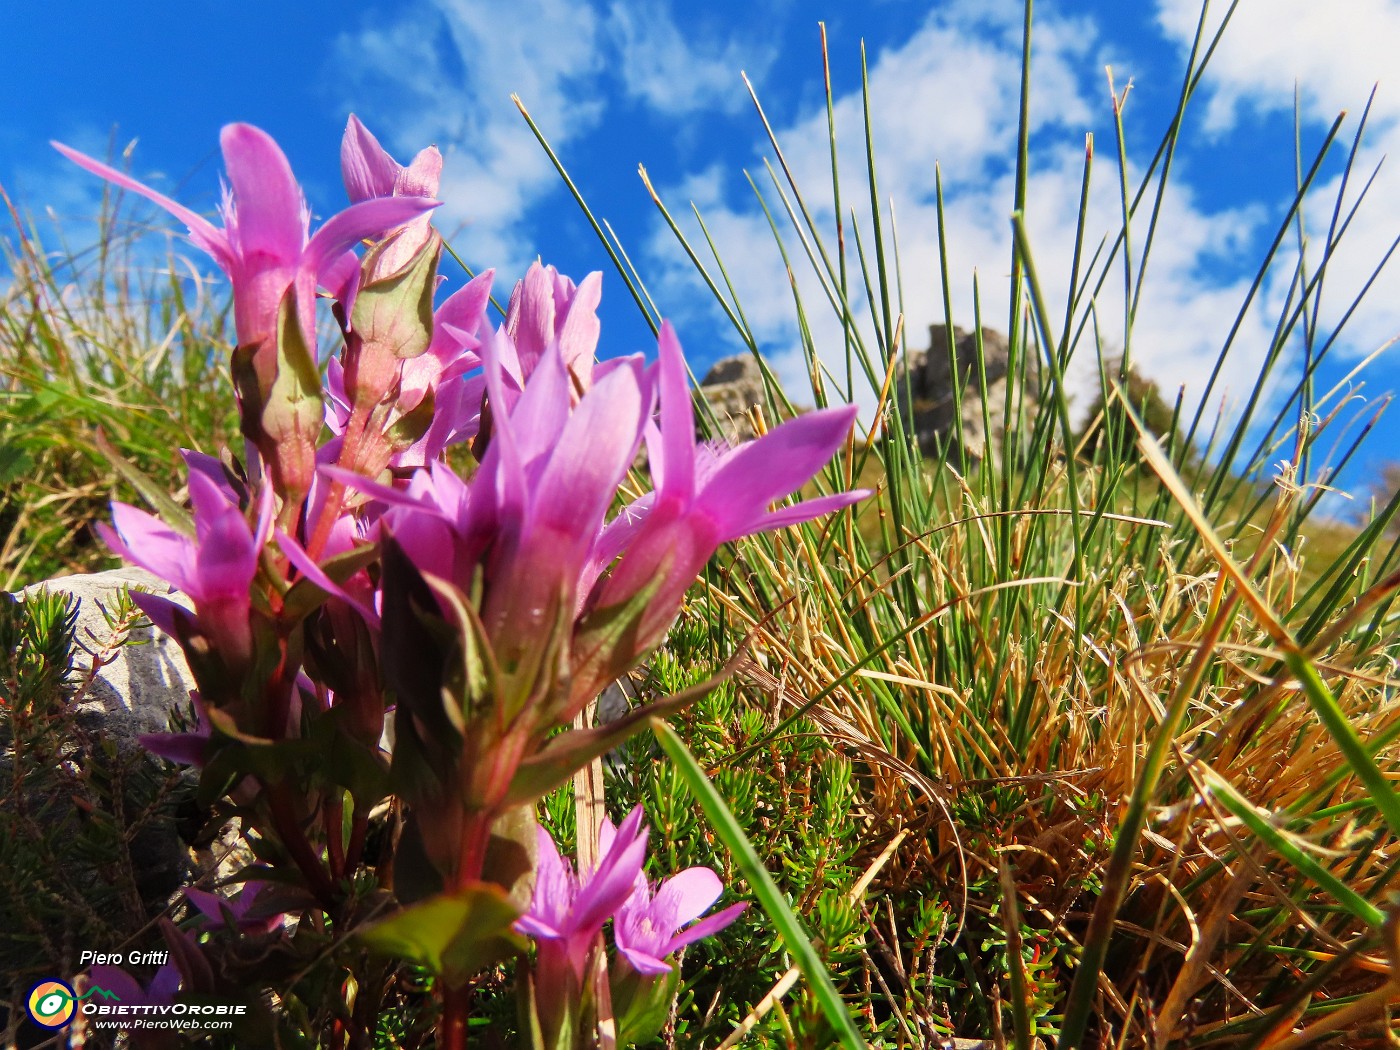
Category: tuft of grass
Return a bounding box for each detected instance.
[0,173,238,589]
[527,1,1400,1045]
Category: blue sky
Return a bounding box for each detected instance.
[6,0,1400,514]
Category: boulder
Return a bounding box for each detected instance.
[699,354,770,444]
[19,566,196,742]
[897,324,1034,466]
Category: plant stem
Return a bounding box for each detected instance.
[440,983,473,1050]
[266,780,338,909]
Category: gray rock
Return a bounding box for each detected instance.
[700,354,770,444]
[19,566,196,741]
[897,324,1035,466]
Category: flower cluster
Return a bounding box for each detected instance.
[517,810,746,1046]
[60,118,865,1048]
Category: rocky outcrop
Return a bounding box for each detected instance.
[20,566,196,744]
[897,324,1032,466]
[699,354,770,444]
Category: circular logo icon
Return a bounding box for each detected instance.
[27,980,76,1028]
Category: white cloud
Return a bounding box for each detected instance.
[639,3,1288,438]
[1154,0,1400,133]
[333,0,775,277]
[605,1,772,116]
[629,0,1400,496]
[1155,0,1400,368]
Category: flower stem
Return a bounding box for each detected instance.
[266,780,337,910]
[439,983,473,1050]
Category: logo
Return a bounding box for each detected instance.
[26,980,120,1029]
[27,980,77,1028]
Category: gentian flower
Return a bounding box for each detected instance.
[515,806,649,982]
[184,881,284,934]
[329,116,494,466]
[471,332,647,703]
[86,961,180,1010]
[573,321,868,700]
[613,866,747,975]
[502,261,602,397]
[331,331,649,727]
[96,472,274,669]
[340,114,442,278]
[54,125,438,380]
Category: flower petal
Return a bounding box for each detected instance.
[726,489,870,544]
[85,964,147,1005]
[651,867,723,930]
[127,591,188,640]
[51,142,231,269]
[276,528,381,628]
[698,404,858,539]
[340,114,402,202]
[655,322,696,500]
[99,512,197,597]
[219,124,307,264]
[301,195,441,281]
[556,270,602,379]
[666,901,748,954]
[505,262,557,376]
[138,728,209,766]
[618,943,673,976]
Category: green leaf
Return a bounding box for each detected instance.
[351,231,440,362]
[387,386,436,450]
[0,441,34,486]
[611,966,679,1048]
[503,648,747,806]
[280,542,381,623]
[260,286,324,474]
[94,429,195,536]
[651,720,867,1050]
[323,719,391,804]
[357,882,525,987]
[481,804,539,912]
[1202,766,1384,927]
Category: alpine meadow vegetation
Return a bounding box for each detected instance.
[3,2,1400,1048]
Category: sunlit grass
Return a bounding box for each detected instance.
[528,2,1400,1046]
[0,180,237,588]
[4,0,1400,1045]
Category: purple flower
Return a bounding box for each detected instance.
[85,961,180,1009]
[503,262,602,395]
[613,865,747,976]
[54,125,437,381]
[331,333,649,718]
[575,322,868,695]
[340,114,442,278]
[139,691,212,767]
[472,333,648,683]
[184,881,284,934]
[515,806,649,981]
[96,472,274,667]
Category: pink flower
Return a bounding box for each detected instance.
[183,881,283,934]
[96,472,273,668]
[340,113,442,277]
[574,321,868,697]
[502,262,602,396]
[516,806,649,981]
[54,125,438,383]
[613,866,747,975]
[330,334,649,719]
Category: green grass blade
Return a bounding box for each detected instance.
[650,719,867,1050]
